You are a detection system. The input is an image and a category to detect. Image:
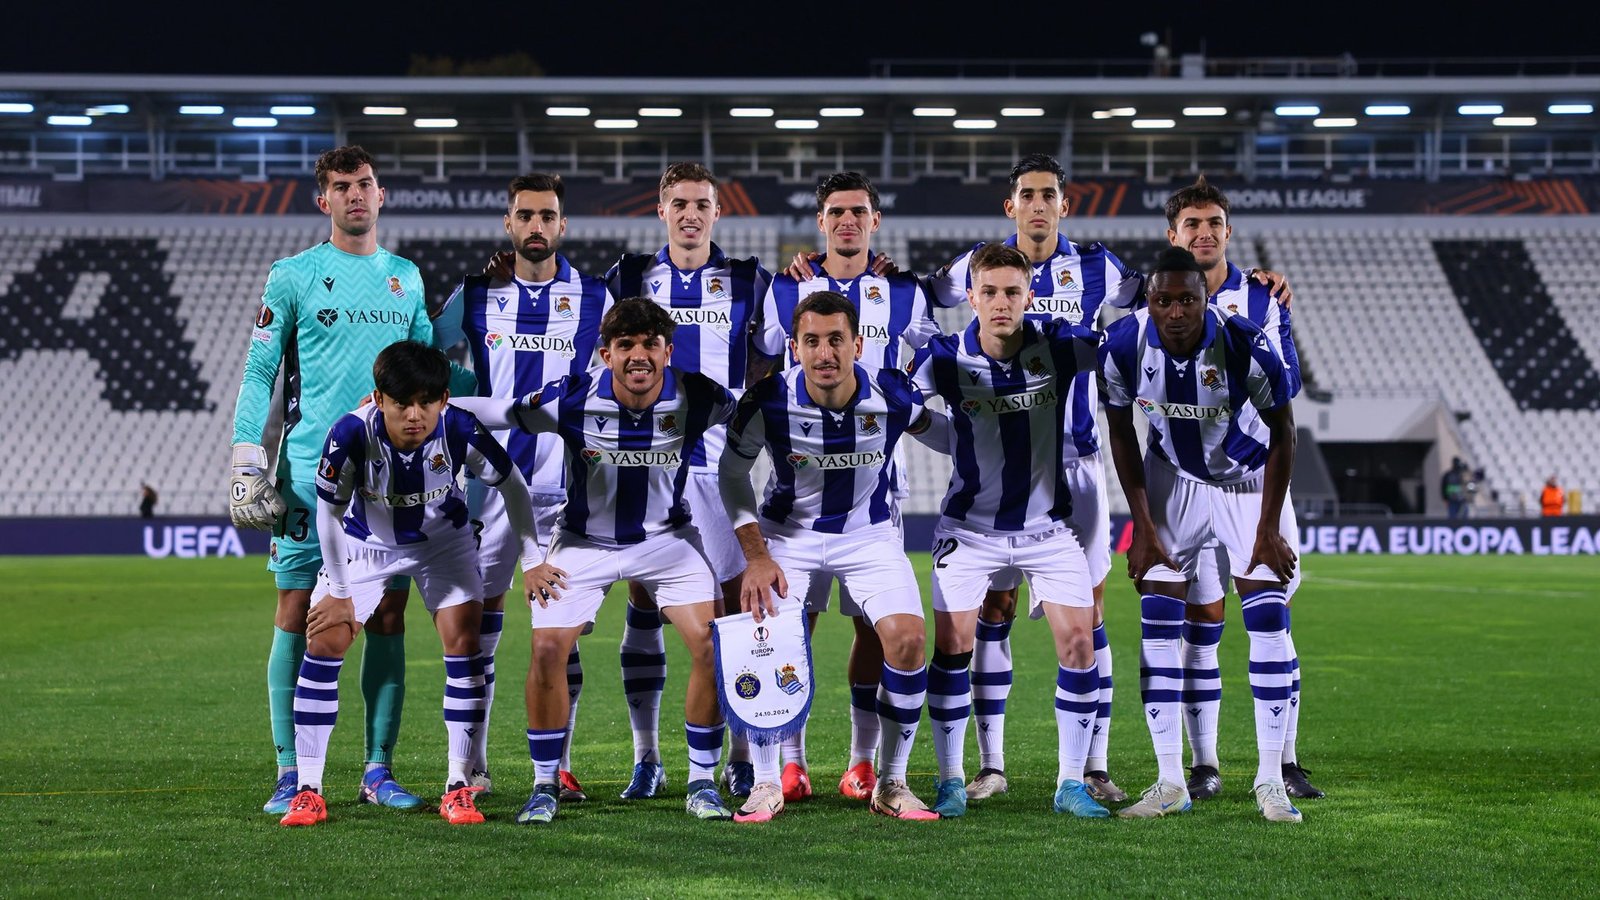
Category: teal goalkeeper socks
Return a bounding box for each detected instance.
[268,627,307,767]
[362,632,406,765]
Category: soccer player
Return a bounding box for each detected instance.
[926,154,1141,804]
[431,173,611,803]
[909,242,1109,819]
[755,171,940,804]
[721,290,938,823]
[452,298,739,824]
[229,146,430,814]
[1162,175,1321,802]
[278,341,542,827]
[603,162,772,799]
[1100,246,1305,823]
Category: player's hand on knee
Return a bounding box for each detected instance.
[784,251,822,281]
[229,443,286,531]
[306,595,357,643]
[523,561,568,608]
[1248,528,1298,583]
[740,557,786,622]
[483,250,515,282]
[1251,268,1294,308]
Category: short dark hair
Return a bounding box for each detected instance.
[815,171,880,213]
[1164,175,1231,228]
[315,145,376,194]
[792,290,858,338]
[601,297,676,345]
[372,340,451,403]
[1008,153,1067,194]
[508,173,565,211]
[1152,246,1208,276]
[968,242,1030,279]
[659,162,718,201]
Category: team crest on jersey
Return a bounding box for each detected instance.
[387,276,406,299]
[734,670,761,700]
[775,663,805,695]
[1057,269,1077,289]
[255,305,274,327]
[555,297,573,318]
[1201,367,1222,391]
[707,276,728,299]
[866,285,884,304]
[484,332,505,350]
[657,414,679,436]
[316,308,339,327]
[787,453,810,469]
[1025,356,1047,377]
[428,453,448,474]
[858,413,881,435]
[1227,303,1240,314]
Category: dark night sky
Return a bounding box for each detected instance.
[7,1,1591,77]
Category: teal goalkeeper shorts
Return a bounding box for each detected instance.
[268,480,411,595]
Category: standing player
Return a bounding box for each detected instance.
[279,341,542,827]
[453,298,739,824]
[229,146,429,814]
[1100,247,1304,823]
[1162,176,1320,802]
[909,242,1109,819]
[927,154,1140,804]
[755,171,940,804]
[431,173,610,803]
[603,162,772,799]
[721,291,938,822]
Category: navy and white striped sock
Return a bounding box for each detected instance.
[1181,619,1224,769]
[620,603,666,765]
[1055,664,1099,784]
[527,727,565,786]
[972,618,1013,772]
[928,652,972,781]
[1087,622,1114,773]
[443,654,486,787]
[560,643,583,771]
[293,653,343,793]
[1139,594,1186,784]
[1242,588,1294,787]
[471,610,503,773]
[849,682,881,768]
[876,663,927,781]
[685,721,726,784]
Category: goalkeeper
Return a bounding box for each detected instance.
[230,146,437,815]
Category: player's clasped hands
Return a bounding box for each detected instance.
[740,555,787,623]
[523,561,569,608]
[1248,527,1299,583]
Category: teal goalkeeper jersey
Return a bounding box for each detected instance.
[231,240,431,483]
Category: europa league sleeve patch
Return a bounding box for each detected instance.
[710,606,815,746]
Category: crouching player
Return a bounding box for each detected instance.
[721,290,938,823]
[1099,247,1304,823]
[453,298,740,824]
[280,341,543,827]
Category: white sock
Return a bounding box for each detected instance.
[972,618,1013,772]
[876,664,927,781]
[1181,619,1224,769]
[1054,664,1098,785]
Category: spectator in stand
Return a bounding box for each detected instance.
[1541,476,1566,517]
[139,483,159,519]
[1442,458,1469,519]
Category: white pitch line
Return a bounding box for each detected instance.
[1307,575,1591,599]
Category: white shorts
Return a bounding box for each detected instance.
[764,521,925,626]
[686,470,746,584]
[1142,457,1299,587]
[313,536,481,622]
[475,479,563,597]
[930,519,1093,615]
[991,451,1112,592]
[536,528,717,629]
[1185,504,1304,605]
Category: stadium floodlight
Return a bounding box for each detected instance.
[1092,107,1137,119]
[0,102,35,114]
[1131,118,1176,129]
[270,106,315,116]
[362,106,407,116]
[1274,105,1321,117]
[1492,116,1537,127]
[87,104,129,115]
[595,118,638,129]
[232,117,278,128]
[1001,107,1045,117]
[819,107,864,117]
[546,106,591,117]
[1458,104,1503,115]
[953,119,997,129]
[178,105,224,115]
[1183,106,1228,117]
[47,115,93,126]
[413,118,458,128]
[1313,117,1358,128]
[913,107,957,117]
[775,119,819,129]
[1548,103,1594,115]
[729,107,774,117]
[1365,104,1411,116]
[638,107,682,117]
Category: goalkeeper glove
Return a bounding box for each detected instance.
[229,443,286,530]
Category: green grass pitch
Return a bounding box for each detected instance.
[1,554,1595,897]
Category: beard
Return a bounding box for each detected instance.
[833,245,863,259]
[517,239,558,265]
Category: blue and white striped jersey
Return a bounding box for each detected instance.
[1099,307,1292,486]
[315,404,515,548]
[931,234,1140,460]
[508,366,737,546]
[757,255,939,374]
[1209,262,1301,397]
[727,364,925,534]
[910,318,1100,534]
[605,243,772,469]
[432,256,612,493]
